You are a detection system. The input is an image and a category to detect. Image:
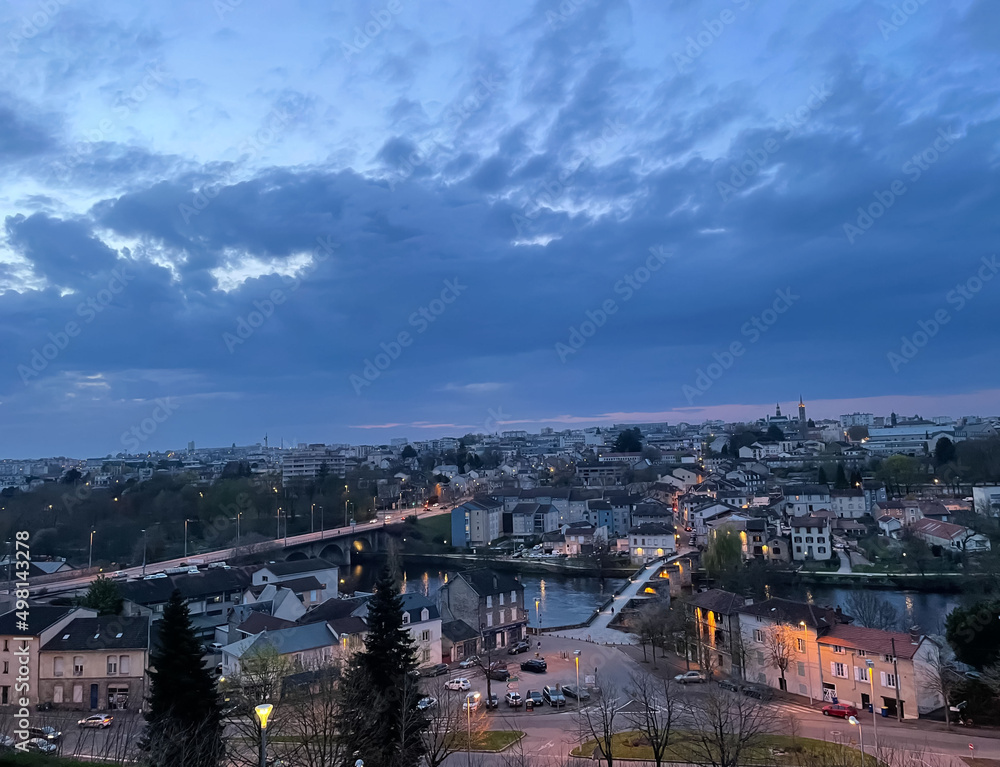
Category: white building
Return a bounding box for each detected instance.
[790,516,831,561]
[972,486,1000,516]
[840,413,875,428]
[628,523,676,563]
[830,490,867,519]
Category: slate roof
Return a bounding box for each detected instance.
[259,558,335,577]
[299,596,368,625]
[237,612,296,635]
[0,605,78,636]
[442,619,479,643]
[275,576,325,593]
[42,616,150,651]
[739,597,851,630]
[688,589,745,615]
[119,568,252,605]
[224,622,335,658]
[628,523,676,535]
[453,568,523,597]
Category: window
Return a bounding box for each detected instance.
[832,645,845,654]
[53,657,65,677]
[796,638,805,653]
[402,613,410,624]
[53,685,63,703]
[805,537,814,544]
[421,648,430,663]
[857,650,866,657]
[120,655,130,675]
[486,596,493,608]
[796,546,802,553]
[420,630,430,642]
[1,661,6,674]
[487,614,493,627]
[511,591,517,603]
[499,609,506,624]
[310,590,317,602]
[73,684,83,703]
[831,662,847,679]
[2,640,7,652]
[855,666,870,682]
[499,593,505,605]
[74,657,84,676]
[883,654,895,663]
[819,547,827,553]
[881,672,897,689]
[753,629,765,643]
[421,608,429,621]
[797,662,806,677]
[107,655,118,675]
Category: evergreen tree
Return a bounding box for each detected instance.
[79,575,123,615]
[817,466,828,485]
[849,469,864,488]
[338,567,426,767]
[144,591,224,767]
[834,464,849,490]
[613,427,642,453]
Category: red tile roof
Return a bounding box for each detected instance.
[819,623,923,660]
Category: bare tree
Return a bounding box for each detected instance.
[917,642,961,727]
[221,645,295,767]
[281,666,348,767]
[421,689,487,767]
[844,591,901,632]
[763,625,795,692]
[626,673,678,767]
[576,681,621,767]
[686,685,771,767]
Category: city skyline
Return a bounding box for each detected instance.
[2,0,999,458]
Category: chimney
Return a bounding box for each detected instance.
[744,597,754,606]
[910,625,921,645]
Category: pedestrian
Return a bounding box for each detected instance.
[611,607,614,615]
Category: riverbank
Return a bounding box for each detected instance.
[380,551,639,578]
[760,568,996,593]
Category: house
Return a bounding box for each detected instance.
[830,490,867,519]
[297,596,369,663]
[783,485,832,517]
[877,516,903,538]
[252,559,339,603]
[687,589,748,679]
[441,620,480,663]
[563,521,607,556]
[38,616,150,711]
[0,606,95,706]
[451,498,503,548]
[910,518,992,552]
[504,503,560,539]
[902,500,951,526]
[816,624,943,719]
[790,516,832,561]
[221,622,338,677]
[628,523,677,563]
[631,501,675,527]
[972,486,1000,516]
[438,569,527,652]
[241,585,309,623]
[351,592,442,668]
[119,568,252,624]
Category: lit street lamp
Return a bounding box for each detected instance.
[254,703,273,767]
[141,528,147,576]
[466,691,480,767]
[89,530,96,570]
[848,716,865,767]
[575,653,581,709]
[535,598,541,636]
[184,518,190,559]
[865,658,879,753]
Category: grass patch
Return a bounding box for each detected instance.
[449,730,524,752]
[571,731,878,766]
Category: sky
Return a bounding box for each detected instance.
[1,0,999,458]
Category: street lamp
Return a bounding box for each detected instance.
[848,716,864,767]
[254,703,273,767]
[865,658,879,753]
[237,512,242,543]
[311,503,315,534]
[141,528,147,576]
[320,505,325,539]
[575,653,581,709]
[535,597,541,636]
[184,518,190,559]
[799,621,812,704]
[466,691,480,767]
[89,530,96,569]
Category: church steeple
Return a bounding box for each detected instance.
[798,396,806,425]
[775,402,782,418]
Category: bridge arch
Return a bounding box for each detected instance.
[320,542,347,564]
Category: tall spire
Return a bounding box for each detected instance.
[775,402,782,417]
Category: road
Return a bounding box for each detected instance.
[28,505,455,596]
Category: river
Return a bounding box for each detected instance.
[787,585,964,634]
[344,562,626,628]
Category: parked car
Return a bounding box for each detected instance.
[417,696,437,711]
[444,677,472,691]
[421,663,449,677]
[505,691,523,707]
[0,734,16,750]
[78,715,113,729]
[507,640,531,655]
[459,655,480,669]
[29,726,62,742]
[741,684,772,701]
[525,690,544,708]
[462,693,481,712]
[718,679,741,693]
[486,693,499,709]
[206,642,224,653]
[520,658,547,673]
[542,686,566,707]
[562,684,590,701]
[25,738,58,754]
[488,666,511,682]
[674,671,707,685]
[822,703,859,718]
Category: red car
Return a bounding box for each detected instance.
[822,703,858,718]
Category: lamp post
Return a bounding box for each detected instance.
[237,512,242,544]
[866,658,879,753]
[89,530,96,569]
[254,703,273,767]
[535,597,541,636]
[575,653,581,709]
[311,503,315,534]
[320,505,325,539]
[184,519,190,559]
[344,485,349,528]
[141,529,147,576]
[276,506,281,540]
[799,621,812,704]
[848,716,865,767]
[466,691,480,767]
